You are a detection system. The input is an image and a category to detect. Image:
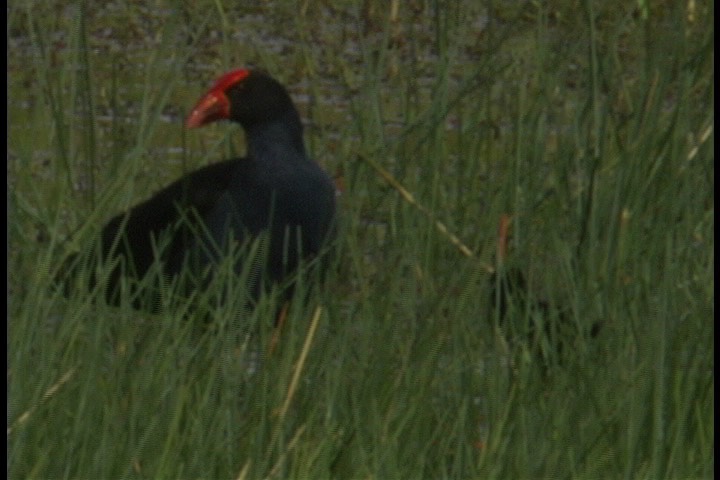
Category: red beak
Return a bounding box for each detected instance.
[185,90,230,129]
[185,69,252,129]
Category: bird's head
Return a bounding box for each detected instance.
[185,69,297,130]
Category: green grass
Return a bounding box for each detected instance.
[8,1,713,478]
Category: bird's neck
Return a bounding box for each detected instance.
[246,110,307,163]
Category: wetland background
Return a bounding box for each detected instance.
[8,1,714,478]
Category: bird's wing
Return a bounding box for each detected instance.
[100,158,245,277]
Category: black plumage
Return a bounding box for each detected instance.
[65,69,336,308]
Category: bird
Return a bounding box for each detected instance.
[487,216,600,371]
[63,68,337,311]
